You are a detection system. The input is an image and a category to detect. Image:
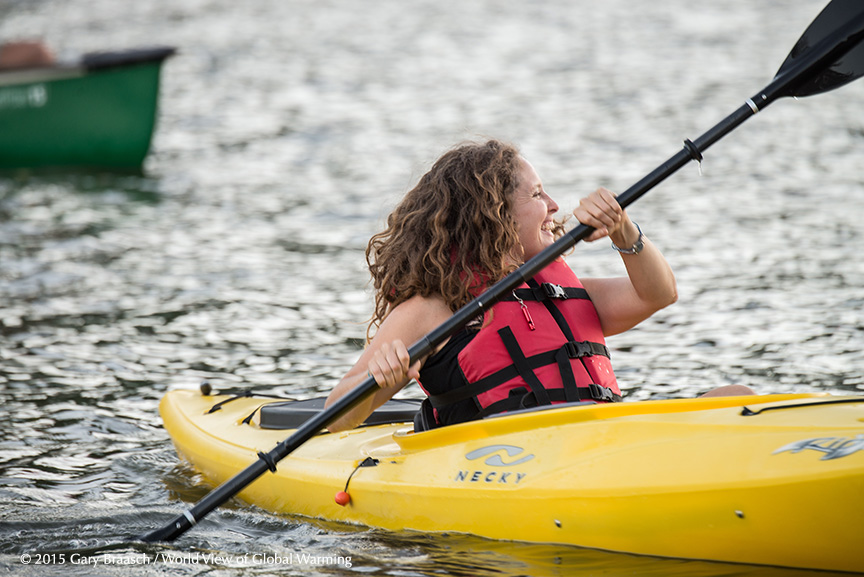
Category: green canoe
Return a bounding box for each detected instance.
[0,46,175,170]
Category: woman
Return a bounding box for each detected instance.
[326,140,748,431]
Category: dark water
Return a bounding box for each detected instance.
[1,0,862,575]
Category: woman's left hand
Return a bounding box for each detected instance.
[573,187,638,245]
[575,188,678,337]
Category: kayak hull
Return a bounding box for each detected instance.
[160,389,864,573]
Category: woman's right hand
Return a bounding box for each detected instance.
[366,339,421,391]
[326,294,452,432]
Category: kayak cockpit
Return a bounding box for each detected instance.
[259,397,422,429]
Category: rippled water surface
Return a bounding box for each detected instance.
[1,0,862,575]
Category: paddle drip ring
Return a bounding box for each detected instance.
[257,451,278,472]
[683,139,703,162]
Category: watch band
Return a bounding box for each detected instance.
[611,222,644,255]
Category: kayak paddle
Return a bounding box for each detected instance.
[140,0,864,543]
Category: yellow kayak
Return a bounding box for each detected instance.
[160,389,864,573]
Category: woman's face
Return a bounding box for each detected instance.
[510,157,559,262]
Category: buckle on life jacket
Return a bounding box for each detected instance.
[588,383,617,402]
[542,282,568,300]
[565,341,593,358]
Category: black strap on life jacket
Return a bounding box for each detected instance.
[501,282,591,303]
[475,383,621,419]
[525,278,612,402]
[429,279,620,414]
[499,326,553,406]
[425,279,620,420]
[426,336,611,409]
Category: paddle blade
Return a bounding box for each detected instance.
[775,0,864,97]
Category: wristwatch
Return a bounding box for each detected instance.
[611,222,644,255]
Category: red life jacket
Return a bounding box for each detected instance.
[419,259,621,422]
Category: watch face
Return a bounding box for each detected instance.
[611,225,644,254]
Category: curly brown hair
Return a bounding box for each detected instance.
[365,140,562,340]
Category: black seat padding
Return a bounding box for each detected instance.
[259,397,423,430]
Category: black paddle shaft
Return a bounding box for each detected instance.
[141,1,864,543]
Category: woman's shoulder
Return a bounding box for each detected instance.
[387,293,452,325]
[368,294,453,356]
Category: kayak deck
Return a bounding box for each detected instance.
[160,389,864,573]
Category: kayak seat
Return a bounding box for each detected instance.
[258,397,423,430]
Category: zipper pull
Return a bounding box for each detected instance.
[513,291,536,331]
